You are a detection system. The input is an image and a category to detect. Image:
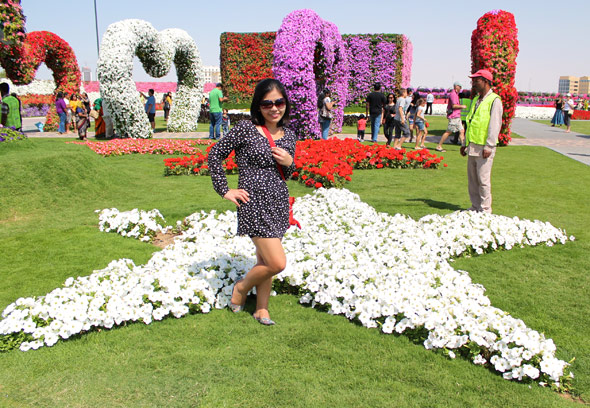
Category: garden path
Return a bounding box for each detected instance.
[509,118,590,166]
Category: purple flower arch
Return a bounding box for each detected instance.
[273,9,349,139]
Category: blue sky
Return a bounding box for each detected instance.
[21,0,590,92]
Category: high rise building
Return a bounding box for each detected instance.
[579,76,590,94]
[81,66,92,82]
[202,66,220,84]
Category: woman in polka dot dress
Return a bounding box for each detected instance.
[208,78,296,326]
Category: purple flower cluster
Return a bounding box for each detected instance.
[22,104,50,117]
[0,127,27,143]
[273,9,349,139]
[343,34,413,104]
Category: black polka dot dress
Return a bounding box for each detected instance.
[208,120,296,238]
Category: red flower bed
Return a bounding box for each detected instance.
[163,138,445,189]
[68,138,213,156]
[220,32,276,103]
[18,94,55,105]
[572,110,590,120]
[471,10,519,147]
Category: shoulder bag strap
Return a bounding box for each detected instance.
[261,125,286,181]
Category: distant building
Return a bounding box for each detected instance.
[579,76,590,95]
[559,75,590,95]
[81,66,92,82]
[202,66,220,84]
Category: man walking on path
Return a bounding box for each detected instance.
[461,69,503,213]
[366,83,386,143]
[209,83,228,139]
[436,82,466,152]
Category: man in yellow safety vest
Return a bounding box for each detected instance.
[460,69,503,213]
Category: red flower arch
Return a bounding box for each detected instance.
[0,31,81,131]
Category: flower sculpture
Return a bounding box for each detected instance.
[343,34,413,105]
[0,31,81,131]
[0,0,26,46]
[220,32,276,103]
[471,10,519,146]
[97,19,204,138]
[273,9,349,139]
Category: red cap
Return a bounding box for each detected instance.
[469,69,493,82]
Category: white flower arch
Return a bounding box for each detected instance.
[97,19,204,138]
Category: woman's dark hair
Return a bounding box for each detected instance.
[56,91,64,99]
[250,78,290,127]
[387,93,395,103]
[411,91,421,104]
[317,88,331,109]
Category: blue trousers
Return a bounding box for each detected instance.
[320,118,331,140]
[370,113,382,142]
[209,112,222,139]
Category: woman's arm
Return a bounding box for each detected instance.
[208,122,244,198]
[276,129,297,179]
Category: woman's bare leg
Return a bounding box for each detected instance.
[231,237,286,319]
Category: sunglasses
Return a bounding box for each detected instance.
[260,98,286,109]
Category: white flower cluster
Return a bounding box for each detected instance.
[1,79,57,96]
[0,189,573,388]
[96,208,170,242]
[97,19,203,138]
[514,106,554,120]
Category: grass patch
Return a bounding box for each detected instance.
[0,135,589,406]
[533,120,590,135]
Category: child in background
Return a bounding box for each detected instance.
[221,108,230,137]
[357,114,367,142]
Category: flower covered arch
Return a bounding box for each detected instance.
[471,10,519,146]
[273,10,349,139]
[0,31,82,131]
[97,19,204,138]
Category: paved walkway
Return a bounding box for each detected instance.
[21,116,590,166]
[510,118,590,166]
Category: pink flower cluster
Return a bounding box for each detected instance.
[82,81,178,93]
[67,138,212,156]
[401,36,413,88]
[273,9,349,139]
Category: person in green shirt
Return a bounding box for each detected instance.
[0,83,22,131]
[209,83,229,139]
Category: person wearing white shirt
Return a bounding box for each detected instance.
[426,91,434,115]
[563,93,575,133]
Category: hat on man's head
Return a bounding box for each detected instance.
[453,81,462,87]
[216,82,223,87]
[566,93,572,97]
[469,69,493,82]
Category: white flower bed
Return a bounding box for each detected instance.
[96,208,170,242]
[514,106,554,120]
[97,19,203,138]
[0,189,573,388]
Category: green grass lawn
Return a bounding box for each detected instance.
[533,119,590,135]
[0,131,589,406]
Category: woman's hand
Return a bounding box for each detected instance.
[223,189,250,207]
[271,146,293,166]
